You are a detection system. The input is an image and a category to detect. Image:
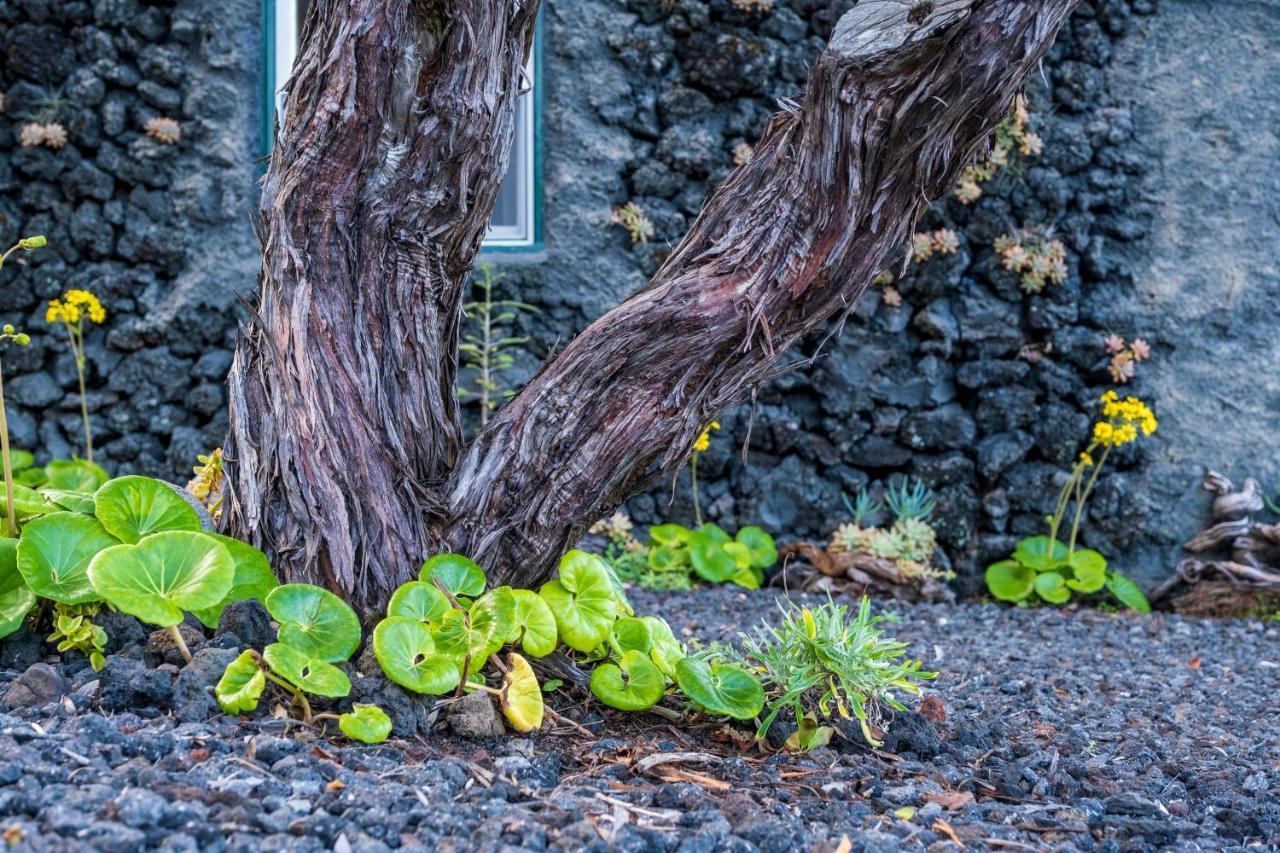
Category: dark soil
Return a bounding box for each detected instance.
[0,586,1276,850]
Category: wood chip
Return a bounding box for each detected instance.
[924,790,975,811]
[932,819,965,848]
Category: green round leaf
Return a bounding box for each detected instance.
[648,524,690,546]
[1033,571,1071,604]
[44,458,109,493]
[39,488,96,514]
[263,643,351,697]
[689,540,736,583]
[508,589,557,658]
[387,580,451,623]
[611,616,652,654]
[17,512,120,605]
[786,713,834,752]
[722,542,753,570]
[695,523,731,545]
[1106,571,1151,613]
[339,704,393,744]
[421,553,486,598]
[94,476,202,544]
[373,616,462,695]
[735,526,777,568]
[190,533,279,628]
[589,650,665,711]
[1065,549,1108,593]
[642,615,686,678]
[729,564,763,590]
[0,483,58,519]
[466,586,516,672]
[87,531,235,627]
[266,584,361,663]
[539,551,618,652]
[0,539,36,640]
[429,609,471,658]
[647,545,687,571]
[1014,536,1069,571]
[985,559,1035,602]
[9,450,34,472]
[674,657,764,720]
[215,650,266,714]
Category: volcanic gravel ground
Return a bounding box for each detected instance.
[0,586,1277,851]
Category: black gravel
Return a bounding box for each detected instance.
[0,586,1277,850]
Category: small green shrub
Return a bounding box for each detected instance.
[732,596,935,747]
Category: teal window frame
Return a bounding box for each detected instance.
[261,2,543,251]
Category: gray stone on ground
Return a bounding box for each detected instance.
[1,663,68,709]
[447,690,504,739]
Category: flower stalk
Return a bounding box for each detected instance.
[45,289,106,463]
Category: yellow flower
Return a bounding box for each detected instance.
[46,290,106,326]
[1079,451,1094,467]
[1091,393,1157,448]
[692,421,720,453]
[1092,422,1114,445]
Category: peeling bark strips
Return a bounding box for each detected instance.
[223,1,539,604]
[226,0,1080,614]
[445,0,1081,588]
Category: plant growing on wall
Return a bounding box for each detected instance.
[985,392,1156,611]
[953,94,1042,203]
[993,229,1068,293]
[830,481,951,585]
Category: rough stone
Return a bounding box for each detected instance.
[446,690,504,739]
[1,663,68,709]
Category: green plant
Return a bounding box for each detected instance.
[832,480,949,584]
[954,95,1042,203]
[213,582,390,737]
[608,201,655,244]
[361,549,763,737]
[458,262,539,426]
[642,522,777,590]
[884,479,936,522]
[993,229,1067,294]
[985,391,1156,612]
[732,596,935,747]
[0,469,279,672]
[44,289,107,463]
[1104,335,1152,385]
[841,485,882,526]
[187,448,225,524]
[0,235,44,537]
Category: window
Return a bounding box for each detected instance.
[266,1,540,248]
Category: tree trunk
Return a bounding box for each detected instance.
[223,0,539,607]
[226,0,1081,615]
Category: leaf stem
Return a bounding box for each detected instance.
[0,361,16,537]
[167,624,192,664]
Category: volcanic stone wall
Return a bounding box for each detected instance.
[2,0,1273,592]
[0,0,260,477]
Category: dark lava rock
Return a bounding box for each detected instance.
[1,663,68,709]
[214,599,275,650]
[879,712,941,759]
[0,626,44,671]
[97,656,172,712]
[172,647,237,722]
[447,690,504,738]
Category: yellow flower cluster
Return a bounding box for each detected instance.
[1091,391,1157,448]
[692,421,720,453]
[46,290,106,325]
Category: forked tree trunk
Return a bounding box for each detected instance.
[225,0,1082,615]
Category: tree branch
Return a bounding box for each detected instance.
[443,0,1082,587]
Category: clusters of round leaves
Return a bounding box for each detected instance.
[369,550,764,735]
[644,523,777,588]
[214,584,390,743]
[0,470,276,652]
[985,536,1150,612]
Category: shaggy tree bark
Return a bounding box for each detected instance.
[226,0,1081,614]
